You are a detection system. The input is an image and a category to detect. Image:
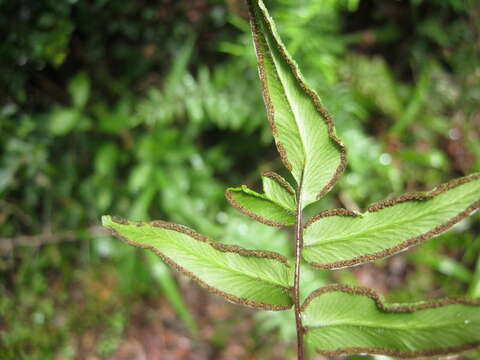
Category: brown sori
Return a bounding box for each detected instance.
[247,0,347,200]
[301,284,480,358]
[224,188,295,227]
[105,216,293,311]
[303,173,480,269]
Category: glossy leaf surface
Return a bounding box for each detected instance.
[303,174,480,269]
[302,285,480,358]
[247,0,346,207]
[103,216,293,310]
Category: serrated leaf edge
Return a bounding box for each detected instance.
[301,284,480,358]
[103,216,293,310]
[303,173,480,269]
[247,0,347,199]
[225,187,295,227]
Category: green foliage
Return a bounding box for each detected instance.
[102,0,480,358]
[2,0,480,358]
[303,174,480,268]
[226,185,296,226]
[302,285,480,357]
[262,172,297,212]
[247,0,346,208]
[102,215,293,310]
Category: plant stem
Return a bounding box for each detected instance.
[294,185,304,360]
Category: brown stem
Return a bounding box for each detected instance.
[294,183,305,360]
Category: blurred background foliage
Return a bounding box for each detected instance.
[1,0,479,358]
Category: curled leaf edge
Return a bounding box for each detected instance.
[225,187,296,227]
[301,284,480,358]
[102,215,293,311]
[247,0,347,200]
[302,173,480,269]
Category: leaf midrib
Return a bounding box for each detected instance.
[133,230,291,290]
[264,182,296,211]
[304,194,473,249]
[240,187,296,215]
[307,318,473,331]
[259,9,309,181]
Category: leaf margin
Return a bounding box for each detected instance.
[303,173,480,269]
[246,0,347,201]
[261,170,297,211]
[225,186,295,227]
[102,215,293,310]
[301,284,480,358]
[262,170,295,196]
